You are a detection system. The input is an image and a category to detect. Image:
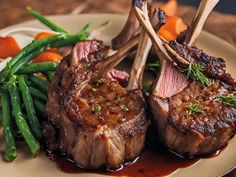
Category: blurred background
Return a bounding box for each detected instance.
[0,0,236,46]
[160,0,235,14]
[0,0,235,46]
[0,0,235,176]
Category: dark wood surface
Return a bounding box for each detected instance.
[0,0,236,47]
[0,0,236,176]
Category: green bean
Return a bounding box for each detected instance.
[34,99,47,118]
[0,34,66,82]
[1,92,17,161]
[17,62,59,75]
[7,34,87,79]
[51,33,88,47]
[44,71,55,82]
[75,23,90,36]
[28,87,47,102]
[18,75,42,139]
[29,75,49,93]
[27,7,68,33]
[8,81,40,156]
[0,110,2,125]
[9,47,48,77]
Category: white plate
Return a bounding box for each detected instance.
[0,14,236,177]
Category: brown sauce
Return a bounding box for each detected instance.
[50,147,200,177]
[47,124,226,177]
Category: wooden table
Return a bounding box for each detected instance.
[0,0,236,176]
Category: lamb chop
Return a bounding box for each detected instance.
[111,0,153,50]
[46,38,146,169]
[133,0,236,157]
[46,1,165,169]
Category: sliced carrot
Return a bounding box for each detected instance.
[0,36,20,59]
[158,28,176,42]
[162,0,178,17]
[35,32,55,40]
[32,51,63,63]
[33,32,63,63]
[158,16,187,41]
[35,32,58,52]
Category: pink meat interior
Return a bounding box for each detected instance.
[154,60,189,98]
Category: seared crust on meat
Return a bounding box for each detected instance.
[151,82,236,156]
[47,40,105,124]
[46,40,148,169]
[167,81,236,156]
[150,41,236,157]
[169,41,236,86]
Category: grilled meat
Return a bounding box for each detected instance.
[133,0,236,156]
[46,38,149,169]
[111,0,154,50]
[150,59,236,156]
[45,0,168,168]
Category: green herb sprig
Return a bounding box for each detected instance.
[120,105,129,112]
[147,62,160,77]
[94,105,102,113]
[186,102,206,116]
[179,63,211,86]
[219,95,236,108]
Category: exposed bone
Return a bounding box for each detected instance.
[151,8,166,31]
[127,6,166,90]
[127,1,149,90]
[133,6,173,63]
[134,6,190,66]
[111,8,139,50]
[96,34,139,76]
[184,0,219,46]
[163,43,189,67]
[133,5,191,96]
[166,0,219,65]
[111,0,153,50]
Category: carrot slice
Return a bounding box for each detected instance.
[35,32,55,40]
[158,16,186,41]
[32,51,63,63]
[162,0,178,17]
[35,32,58,53]
[0,36,20,59]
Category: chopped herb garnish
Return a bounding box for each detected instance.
[106,102,111,106]
[147,62,160,77]
[96,79,104,84]
[186,102,205,116]
[179,63,211,86]
[120,105,129,112]
[120,97,126,101]
[98,116,105,122]
[218,95,236,108]
[143,84,151,93]
[92,88,97,92]
[93,105,101,113]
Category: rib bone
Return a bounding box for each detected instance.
[111,0,154,50]
[127,6,166,90]
[184,0,219,46]
[96,34,139,76]
[166,0,219,66]
[133,5,191,96]
[127,1,149,90]
[111,7,140,50]
[133,6,176,63]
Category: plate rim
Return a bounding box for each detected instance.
[0,13,236,177]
